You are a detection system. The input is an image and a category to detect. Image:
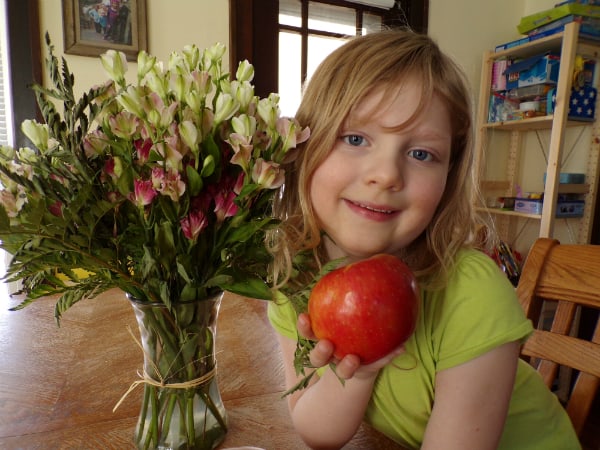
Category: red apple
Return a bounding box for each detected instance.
[308,254,419,364]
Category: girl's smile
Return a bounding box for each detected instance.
[344,199,400,222]
[309,78,452,262]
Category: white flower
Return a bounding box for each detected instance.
[214,93,239,125]
[236,60,254,83]
[101,49,128,85]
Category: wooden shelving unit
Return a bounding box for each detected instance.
[474,21,600,254]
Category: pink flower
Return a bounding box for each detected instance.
[214,189,238,222]
[103,157,123,183]
[160,170,186,202]
[48,201,63,218]
[226,133,253,171]
[83,130,109,158]
[108,111,139,139]
[155,141,183,172]
[135,138,153,164]
[151,167,186,201]
[0,190,19,217]
[180,210,208,241]
[131,179,157,207]
[233,172,244,195]
[251,158,284,189]
[276,117,310,161]
[151,167,165,190]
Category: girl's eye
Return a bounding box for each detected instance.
[408,149,433,162]
[342,134,366,146]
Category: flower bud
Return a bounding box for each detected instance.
[191,70,212,97]
[101,50,128,85]
[214,93,239,125]
[137,50,157,81]
[251,158,284,189]
[229,81,254,111]
[170,71,190,103]
[185,91,204,114]
[231,114,256,137]
[236,60,254,83]
[117,86,145,117]
[179,120,198,149]
[145,67,169,99]
[205,43,226,64]
[257,95,280,128]
[182,44,201,69]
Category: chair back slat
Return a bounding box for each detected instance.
[521,331,600,377]
[516,238,600,436]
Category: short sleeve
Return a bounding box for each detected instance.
[267,291,299,340]
[429,250,533,371]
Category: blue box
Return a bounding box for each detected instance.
[547,85,597,120]
[504,54,560,89]
[514,198,585,217]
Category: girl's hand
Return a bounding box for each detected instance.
[297,312,404,380]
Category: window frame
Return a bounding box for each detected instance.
[229,0,428,97]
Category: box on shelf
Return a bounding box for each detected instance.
[555,1,600,5]
[504,53,560,89]
[514,197,585,217]
[506,84,553,100]
[492,60,511,91]
[527,14,600,39]
[547,84,597,120]
[543,172,586,184]
[518,3,600,34]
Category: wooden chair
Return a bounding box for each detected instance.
[516,237,600,436]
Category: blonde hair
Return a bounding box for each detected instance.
[269,29,483,291]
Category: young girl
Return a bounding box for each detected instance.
[267,30,581,449]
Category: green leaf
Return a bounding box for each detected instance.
[200,154,215,178]
[216,276,272,300]
[0,206,11,232]
[186,165,203,196]
[156,221,176,267]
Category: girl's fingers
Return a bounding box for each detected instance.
[297,313,316,340]
[334,354,361,379]
[309,339,335,367]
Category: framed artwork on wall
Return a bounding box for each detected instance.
[62,0,147,61]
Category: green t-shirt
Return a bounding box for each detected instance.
[268,249,581,449]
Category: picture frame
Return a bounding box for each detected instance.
[62,0,147,61]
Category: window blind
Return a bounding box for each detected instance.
[346,0,395,9]
[0,0,12,147]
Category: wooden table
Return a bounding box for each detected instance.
[0,287,402,449]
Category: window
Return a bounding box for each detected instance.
[230,0,428,115]
[1,0,42,149]
[0,0,41,294]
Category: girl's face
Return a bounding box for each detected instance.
[309,79,452,263]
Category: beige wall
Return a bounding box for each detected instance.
[38,0,559,106]
[428,0,557,107]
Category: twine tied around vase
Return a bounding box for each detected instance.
[113,325,217,412]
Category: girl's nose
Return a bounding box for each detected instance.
[363,150,403,191]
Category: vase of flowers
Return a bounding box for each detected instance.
[128,292,226,449]
[0,33,308,449]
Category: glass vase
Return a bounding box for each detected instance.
[128,292,228,450]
